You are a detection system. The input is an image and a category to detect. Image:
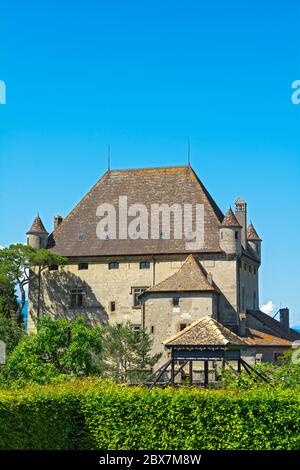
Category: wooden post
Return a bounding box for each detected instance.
[204,360,209,388]
[189,361,193,385]
[171,360,175,385]
[237,359,241,373]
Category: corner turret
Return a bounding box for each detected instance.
[26,214,49,249]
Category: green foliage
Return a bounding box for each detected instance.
[0,316,103,387]
[102,322,161,383]
[0,380,299,450]
[0,314,23,354]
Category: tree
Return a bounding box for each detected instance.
[0,244,67,323]
[0,316,103,387]
[102,323,161,383]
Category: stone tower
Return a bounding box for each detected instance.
[247,222,262,261]
[26,214,49,249]
[219,208,242,256]
[235,198,247,249]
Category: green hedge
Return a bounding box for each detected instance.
[0,380,299,450]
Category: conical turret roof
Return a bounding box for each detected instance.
[247,223,261,241]
[26,215,48,235]
[220,208,242,227]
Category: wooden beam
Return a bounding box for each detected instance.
[149,359,173,389]
[189,361,193,385]
[171,360,175,385]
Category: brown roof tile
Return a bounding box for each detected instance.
[221,208,242,227]
[247,223,261,241]
[27,215,48,235]
[145,254,217,293]
[164,316,246,346]
[244,328,292,347]
[49,166,224,256]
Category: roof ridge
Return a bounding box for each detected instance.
[108,165,189,173]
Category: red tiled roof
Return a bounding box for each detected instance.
[244,328,292,347]
[221,208,242,227]
[27,215,48,235]
[247,223,261,241]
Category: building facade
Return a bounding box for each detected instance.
[26,165,299,363]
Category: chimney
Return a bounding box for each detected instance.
[239,312,247,336]
[54,215,63,230]
[279,308,289,332]
[235,199,247,249]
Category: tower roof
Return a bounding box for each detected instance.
[247,223,261,241]
[235,197,246,205]
[26,215,48,235]
[220,208,242,228]
[143,254,217,293]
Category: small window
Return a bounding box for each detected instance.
[151,325,155,334]
[78,263,88,270]
[77,232,84,241]
[110,301,116,312]
[172,297,179,307]
[132,287,148,307]
[244,263,247,271]
[49,265,58,271]
[132,325,141,332]
[109,262,119,270]
[180,323,187,331]
[140,261,150,269]
[221,232,223,239]
[70,288,84,308]
[235,231,238,240]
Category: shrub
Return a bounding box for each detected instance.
[0,380,299,450]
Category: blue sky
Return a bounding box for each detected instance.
[0,1,299,325]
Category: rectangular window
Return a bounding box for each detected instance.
[49,265,58,271]
[132,325,141,332]
[180,323,187,331]
[109,262,119,270]
[172,297,179,306]
[235,231,238,239]
[70,289,84,308]
[110,301,116,312]
[140,261,150,269]
[132,287,148,307]
[151,325,155,334]
[78,263,88,270]
[244,263,247,271]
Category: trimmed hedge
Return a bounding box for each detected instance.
[0,380,299,450]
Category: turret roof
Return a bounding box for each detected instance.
[247,223,261,241]
[220,208,242,227]
[26,215,48,235]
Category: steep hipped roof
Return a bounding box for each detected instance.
[247,223,262,241]
[27,215,48,235]
[164,316,246,346]
[49,166,224,256]
[221,208,242,227]
[144,254,217,293]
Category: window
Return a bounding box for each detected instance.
[70,289,84,308]
[110,301,116,312]
[235,231,238,240]
[78,263,88,270]
[151,325,155,334]
[77,232,84,241]
[109,262,119,270]
[180,323,187,331]
[132,287,148,307]
[132,325,141,332]
[221,232,223,239]
[172,297,179,307]
[140,261,150,269]
[244,263,247,271]
[49,265,58,271]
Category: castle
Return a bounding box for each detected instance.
[27,165,299,364]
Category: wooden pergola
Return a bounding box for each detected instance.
[144,317,269,388]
